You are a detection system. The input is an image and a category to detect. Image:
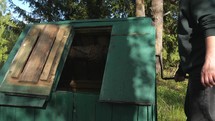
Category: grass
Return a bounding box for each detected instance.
[157,77,188,121]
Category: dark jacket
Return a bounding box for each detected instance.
[178,0,215,78]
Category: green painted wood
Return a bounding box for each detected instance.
[73,93,98,121]
[138,106,148,121]
[0,105,34,121]
[0,17,156,121]
[54,91,73,121]
[0,93,46,108]
[34,91,73,121]
[0,106,5,121]
[0,83,53,97]
[112,104,138,121]
[138,106,156,121]
[34,93,57,121]
[111,18,153,35]
[54,17,152,32]
[34,17,149,25]
[0,106,1,121]
[148,105,155,121]
[0,92,156,121]
[100,34,155,104]
[15,108,35,121]
[95,102,112,121]
[0,106,16,121]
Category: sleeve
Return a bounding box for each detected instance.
[176,63,186,77]
[190,0,215,37]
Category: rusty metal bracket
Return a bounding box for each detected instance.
[156,54,188,80]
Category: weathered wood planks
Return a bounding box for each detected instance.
[0,24,72,98]
[10,25,45,78]
[40,26,69,81]
[19,24,59,83]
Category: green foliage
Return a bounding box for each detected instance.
[163,0,180,69]
[8,0,135,22]
[0,0,19,68]
[106,0,135,18]
[7,0,180,69]
[157,79,187,121]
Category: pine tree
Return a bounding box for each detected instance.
[8,0,135,22]
[0,0,18,68]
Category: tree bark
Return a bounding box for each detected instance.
[136,0,145,17]
[151,0,164,73]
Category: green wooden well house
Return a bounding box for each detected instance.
[0,17,156,121]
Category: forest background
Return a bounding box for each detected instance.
[0,0,187,120]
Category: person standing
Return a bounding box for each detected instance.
[175,0,215,120]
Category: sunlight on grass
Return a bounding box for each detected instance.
[157,78,188,121]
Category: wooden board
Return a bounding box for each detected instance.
[0,106,16,121]
[34,94,56,121]
[19,24,59,83]
[0,92,156,121]
[54,91,74,121]
[112,104,138,121]
[34,91,74,121]
[40,26,68,81]
[138,106,156,121]
[100,35,155,105]
[0,93,46,107]
[15,108,35,121]
[0,25,32,84]
[73,93,97,121]
[46,25,72,85]
[0,25,73,98]
[95,102,112,121]
[10,25,45,78]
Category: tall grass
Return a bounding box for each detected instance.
[157,78,188,121]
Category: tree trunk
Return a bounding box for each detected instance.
[151,0,163,74]
[136,0,145,17]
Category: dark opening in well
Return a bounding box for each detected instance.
[57,26,112,92]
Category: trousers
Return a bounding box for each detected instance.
[185,79,215,121]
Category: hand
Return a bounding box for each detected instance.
[174,73,186,82]
[201,60,215,87]
[174,66,186,82]
[201,36,215,87]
